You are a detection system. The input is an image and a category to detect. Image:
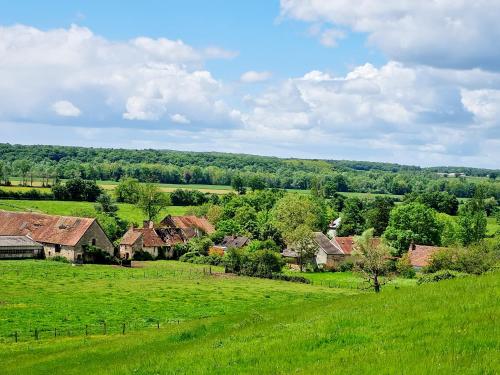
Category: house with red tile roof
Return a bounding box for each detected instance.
[408,243,444,268]
[160,215,215,239]
[119,220,185,259]
[0,211,113,262]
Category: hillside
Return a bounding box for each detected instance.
[0,261,497,374]
[1,143,499,198]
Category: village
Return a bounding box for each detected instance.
[0,209,444,272]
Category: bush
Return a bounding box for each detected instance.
[49,255,70,263]
[339,260,354,272]
[132,250,154,261]
[425,244,498,275]
[84,245,119,264]
[396,253,416,279]
[0,188,54,200]
[417,270,469,284]
[179,251,202,262]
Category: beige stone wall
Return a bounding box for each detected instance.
[75,221,114,255]
[43,244,76,261]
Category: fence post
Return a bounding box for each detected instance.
[122,323,126,335]
[85,324,88,336]
[54,328,57,337]
[157,321,160,330]
[35,328,39,340]
[14,331,18,343]
[103,321,107,335]
[209,266,212,275]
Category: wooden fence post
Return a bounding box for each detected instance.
[35,328,39,340]
[122,323,126,335]
[54,328,57,337]
[157,321,160,330]
[103,321,107,335]
[85,324,88,336]
[14,331,18,343]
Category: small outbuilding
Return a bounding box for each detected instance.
[0,236,43,259]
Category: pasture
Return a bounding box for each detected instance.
[0,199,190,224]
[0,261,497,374]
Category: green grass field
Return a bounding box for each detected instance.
[487,216,500,236]
[0,260,497,374]
[0,199,190,224]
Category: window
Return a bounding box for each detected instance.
[91,238,96,246]
[55,244,61,253]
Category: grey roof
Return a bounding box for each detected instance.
[313,232,344,255]
[220,236,250,249]
[0,235,43,248]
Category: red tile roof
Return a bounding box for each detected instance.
[0,211,94,247]
[161,215,215,235]
[120,229,142,246]
[331,236,381,255]
[408,244,443,267]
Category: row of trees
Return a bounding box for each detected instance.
[1,144,499,198]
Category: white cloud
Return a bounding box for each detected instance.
[170,113,191,124]
[240,71,272,83]
[461,89,500,125]
[0,24,237,125]
[281,0,500,70]
[51,100,81,117]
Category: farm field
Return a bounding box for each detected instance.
[0,261,497,374]
[0,199,190,224]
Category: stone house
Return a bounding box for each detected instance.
[119,221,184,259]
[0,211,114,262]
[160,215,215,239]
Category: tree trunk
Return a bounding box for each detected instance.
[373,274,381,293]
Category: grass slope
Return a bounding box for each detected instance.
[0,261,498,374]
[0,199,190,224]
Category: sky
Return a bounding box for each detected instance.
[0,0,499,168]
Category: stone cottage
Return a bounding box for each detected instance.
[0,211,114,262]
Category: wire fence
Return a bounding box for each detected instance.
[2,318,186,344]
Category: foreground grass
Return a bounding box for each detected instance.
[0,199,190,224]
[0,267,497,374]
[0,261,352,341]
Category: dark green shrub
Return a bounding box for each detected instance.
[49,255,69,263]
[131,250,154,261]
[396,254,416,279]
[417,270,468,284]
[339,260,354,272]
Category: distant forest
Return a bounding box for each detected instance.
[0,143,499,198]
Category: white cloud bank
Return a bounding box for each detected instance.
[0,22,499,167]
[280,0,500,71]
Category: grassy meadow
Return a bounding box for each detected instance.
[0,199,190,224]
[0,260,497,374]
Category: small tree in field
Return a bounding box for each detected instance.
[137,183,168,222]
[353,228,392,293]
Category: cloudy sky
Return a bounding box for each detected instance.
[1,1,499,168]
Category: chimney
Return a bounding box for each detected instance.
[143,220,154,229]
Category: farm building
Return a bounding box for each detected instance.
[119,221,184,259]
[283,234,381,268]
[408,243,444,269]
[0,211,114,262]
[0,235,43,259]
[160,215,215,239]
[214,235,250,251]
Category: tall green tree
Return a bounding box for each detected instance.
[137,183,168,222]
[231,175,246,195]
[365,196,394,236]
[337,197,365,236]
[383,202,442,255]
[457,197,487,246]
